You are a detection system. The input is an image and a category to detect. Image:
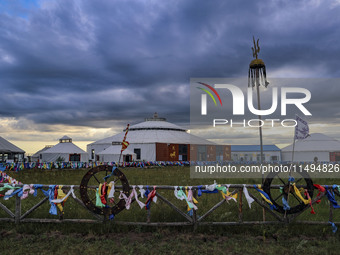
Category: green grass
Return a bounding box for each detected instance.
[1,166,340,254]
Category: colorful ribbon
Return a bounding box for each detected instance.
[107,181,115,199]
[175,187,197,211]
[138,185,146,198]
[313,184,326,203]
[329,221,338,233]
[118,186,145,209]
[292,184,311,205]
[145,186,157,210]
[95,187,105,208]
[325,185,340,209]
[100,183,107,204]
[253,185,277,210]
[282,196,290,211]
[243,185,254,208]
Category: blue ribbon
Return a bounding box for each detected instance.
[104,166,117,181]
[282,197,290,210]
[288,176,295,182]
[144,186,152,209]
[187,209,193,216]
[33,184,48,197]
[47,185,57,215]
[145,186,150,197]
[33,185,57,215]
[202,189,218,194]
[197,186,203,197]
[325,185,340,209]
[4,187,23,200]
[253,185,277,210]
[329,221,338,233]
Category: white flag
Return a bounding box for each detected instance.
[295,115,309,140]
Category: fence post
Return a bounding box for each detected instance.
[147,208,151,223]
[329,200,333,223]
[238,188,243,223]
[192,190,198,231]
[15,194,21,224]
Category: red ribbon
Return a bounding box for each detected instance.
[100,182,107,204]
[304,189,315,214]
[145,186,157,210]
[314,184,325,204]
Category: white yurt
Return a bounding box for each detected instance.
[87,113,215,162]
[281,133,340,162]
[31,145,53,162]
[97,145,136,163]
[0,136,25,162]
[40,136,89,162]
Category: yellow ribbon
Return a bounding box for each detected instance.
[185,187,198,212]
[56,186,67,213]
[98,183,103,196]
[107,182,113,197]
[293,183,311,205]
[255,185,275,206]
[220,190,238,200]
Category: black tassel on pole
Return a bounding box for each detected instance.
[248,36,269,88]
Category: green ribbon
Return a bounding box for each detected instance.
[177,187,195,209]
[0,184,20,192]
[95,188,105,208]
[216,185,227,194]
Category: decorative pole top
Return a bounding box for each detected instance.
[252,36,260,59]
[248,36,269,88]
[249,36,265,69]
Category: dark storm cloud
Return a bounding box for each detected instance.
[0,0,340,132]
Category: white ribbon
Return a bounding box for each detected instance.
[224,184,237,202]
[4,189,14,200]
[205,180,217,191]
[243,184,254,208]
[50,185,77,203]
[186,187,198,210]
[20,184,35,200]
[108,181,115,198]
[119,186,145,210]
[138,185,146,198]
[174,186,183,200]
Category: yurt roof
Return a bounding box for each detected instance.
[231,145,280,152]
[32,145,53,157]
[90,128,215,145]
[97,145,136,155]
[60,135,72,140]
[90,117,214,145]
[42,142,87,154]
[282,133,340,152]
[129,120,186,131]
[0,136,25,153]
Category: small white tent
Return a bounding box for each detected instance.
[40,136,89,162]
[281,133,340,162]
[97,145,136,163]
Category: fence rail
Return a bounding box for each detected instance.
[0,183,339,228]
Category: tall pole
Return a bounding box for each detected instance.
[249,36,268,223]
[256,69,264,183]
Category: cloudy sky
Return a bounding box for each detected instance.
[1,0,340,154]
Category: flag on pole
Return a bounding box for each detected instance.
[295,115,309,140]
[121,124,130,152]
